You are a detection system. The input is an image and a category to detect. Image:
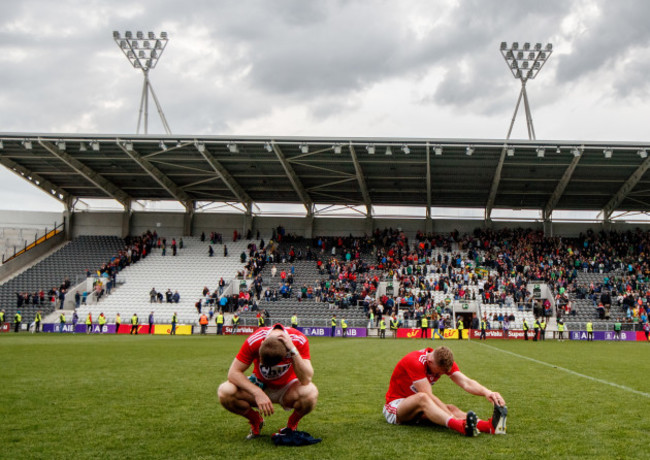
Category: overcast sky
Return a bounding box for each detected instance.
[2,0,650,213]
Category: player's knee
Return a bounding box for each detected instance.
[414,392,429,408]
[304,383,319,407]
[217,381,235,404]
[298,383,318,406]
[446,404,462,416]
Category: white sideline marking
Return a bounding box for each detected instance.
[475,342,650,399]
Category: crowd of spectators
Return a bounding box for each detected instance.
[222,227,650,330]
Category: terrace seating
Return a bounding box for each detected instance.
[76,237,252,325]
[0,236,125,325]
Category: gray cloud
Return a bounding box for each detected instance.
[0,0,647,135]
[544,0,650,103]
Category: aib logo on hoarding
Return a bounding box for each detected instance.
[306,328,326,336]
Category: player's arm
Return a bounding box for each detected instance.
[227,357,275,416]
[276,331,314,385]
[450,371,505,406]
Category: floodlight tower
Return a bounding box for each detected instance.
[113,31,172,135]
[500,42,553,140]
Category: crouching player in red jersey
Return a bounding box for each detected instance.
[218,323,318,439]
[384,346,507,436]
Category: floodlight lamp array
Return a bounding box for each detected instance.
[113,31,169,71]
[500,41,553,81]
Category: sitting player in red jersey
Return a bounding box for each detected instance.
[384,346,507,436]
[218,323,319,439]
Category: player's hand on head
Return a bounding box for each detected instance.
[276,330,293,349]
[254,393,274,417]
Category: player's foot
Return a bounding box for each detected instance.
[273,426,292,437]
[246,418,264,440]
[464,411,479,437]
[491,404,508,435]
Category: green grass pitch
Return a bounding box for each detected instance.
[1,334,648,459]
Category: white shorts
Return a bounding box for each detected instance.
[264,378,299,410]
[383,398,404,425]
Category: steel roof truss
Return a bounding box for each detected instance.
[485,144,508,220]
[0,155,69,203]
[426,143,432,219]
[38,139,131,206]
[306,177,357,192]
[348,144,372,216]
[180,176,221,190]
[543,153,581,220]
[116,139,191,205]
[194,143,252,206]
[602,157,650,221]
[271,143,313,214]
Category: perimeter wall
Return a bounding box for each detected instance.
[66,211,650,239]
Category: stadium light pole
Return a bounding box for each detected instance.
[500,42,553,140]
[113,31,172,135]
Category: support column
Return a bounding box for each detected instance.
[424,207,433,233]
[602,219,613,233]
[121,199,132,238]
[183,201,195,237]
[543,219,553,237]
[64,197,75,241]
[365,215,374,235]
[304,214,314,239]
[243,203,253,239]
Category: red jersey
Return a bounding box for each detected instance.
[235,325,310,388]
[385,347,460,403]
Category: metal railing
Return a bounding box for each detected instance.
[2,221,65,264]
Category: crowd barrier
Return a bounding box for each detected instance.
[40,323,192,335]
[21,324,650,342]
[569,330,648,342]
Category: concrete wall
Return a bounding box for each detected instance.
[0,231,65,282]
[0,210,62,228]
[194,213,251,238]
[9,210,650,240]
[131,212,185,238]
[72,212,124,237]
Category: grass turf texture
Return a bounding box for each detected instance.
[1,334,648,459]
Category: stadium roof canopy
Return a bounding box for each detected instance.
[2,132,650,221]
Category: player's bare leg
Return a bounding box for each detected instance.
[395,393,478,436]
[280,381,318,431]
[217,381,265,438]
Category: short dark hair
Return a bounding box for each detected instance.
[433,346,454,371]
[259,336,286,367]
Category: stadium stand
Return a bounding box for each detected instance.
[2,221,647,336]
[0,236,124,326]
[75,237,252,325]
